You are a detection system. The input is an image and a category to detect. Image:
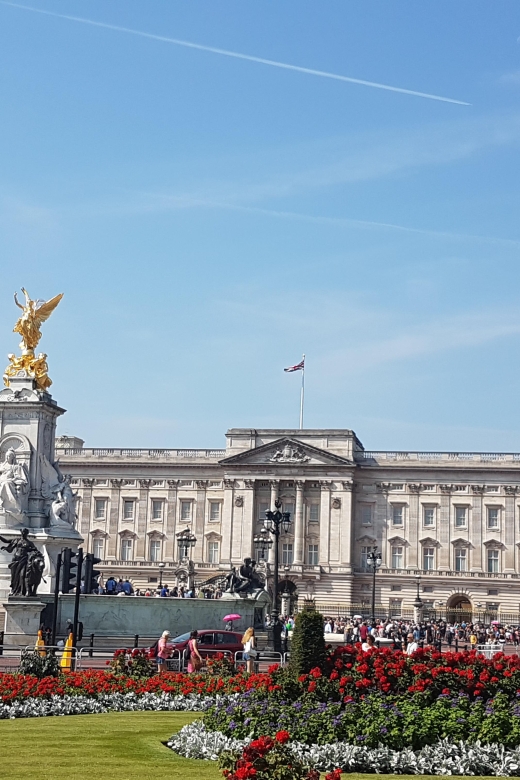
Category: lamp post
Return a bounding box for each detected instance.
[158,561,166,589]
[413,575,423,624]
[176,526,197,593]
[366,547,382,624]
[254,499,292,652]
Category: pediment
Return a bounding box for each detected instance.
[219,437,352,467]
[388,535,409,546]
[420,537,441,548]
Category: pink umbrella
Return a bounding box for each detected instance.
[224,613,241,622]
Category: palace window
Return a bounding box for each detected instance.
[360,546,370,570]
[308,503,320,523]
[180,500,192,522]
[307,544,319,565]
[149,539,162,562]
[391,546,403,569]
[392,505,404,525]
[258,501,269,520]
[207,541,220,564]
[487,549,500,573]
[120,538,133,561]
[455,507,467,527]
[283,502,295,517]
[389,599,402,617]
[123,500,134,521]
[209,501,221,522]
[93,537,104,560]
[391,584,401,591]
[282,543,294,565]
[94,499,107,519]
[151,500,164,521]
[455,548,467,572]
[423,547,435,571]
[361,505,373,525]
[423,507,435,526]
[487,507,499,529]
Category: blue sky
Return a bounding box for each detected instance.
[1,1,520,451]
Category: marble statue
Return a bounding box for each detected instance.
[0,448,28,522]
[0,528,45,596]
[50,475,78,528]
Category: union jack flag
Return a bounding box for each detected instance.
[284,359,305,373]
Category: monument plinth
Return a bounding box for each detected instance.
[0,289,83,614]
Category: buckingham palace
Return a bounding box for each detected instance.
[53,427,520,622]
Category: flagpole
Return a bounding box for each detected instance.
[299,354,305,430]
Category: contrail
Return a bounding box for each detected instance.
[0,1,471,105]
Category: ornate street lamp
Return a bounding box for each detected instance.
[413,574,423,622]
[158,561,166,589]
[254,499,292,652]
[366,547,382,624]
[176,526,197,560]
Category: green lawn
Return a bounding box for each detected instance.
[0,710,501,780]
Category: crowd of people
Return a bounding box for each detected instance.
[321,615,520,653]
[89,576,223,599]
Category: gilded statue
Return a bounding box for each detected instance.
[13,288,63,353]
[3,288,63,392]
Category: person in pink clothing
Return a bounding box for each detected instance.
[156,630,173,675]
[186,629,203,673]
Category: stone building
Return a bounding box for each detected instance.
[56,428,520,622]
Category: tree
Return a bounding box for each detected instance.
[289,609,326,675]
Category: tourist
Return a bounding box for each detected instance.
[359,622,368,642]
[122,579,134,595]
[405,632,418,655]
[160,584,168,597]
[242,626,256,673]
[105,575,117,595]
[186,630,203,673]
[361,634,376,652]
[156,630,173,676]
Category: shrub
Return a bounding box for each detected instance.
[206,653,236,677]
[290,611,326,675]
[219,731,323,779]
[18,649,59,679]
[109,648,155,677]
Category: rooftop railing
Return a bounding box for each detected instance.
[362,451,520,463]
[55,448,226,459]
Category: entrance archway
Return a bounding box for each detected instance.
[447,594,473,623]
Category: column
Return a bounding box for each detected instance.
[136,479,151,559]
[165,480,178,562]
[339,480,354,568]
[407,485,420,569]
[107,479,122,558]
[293,480,305,565]
[80,479,93,543]
[221,479,235,565]
[376,484,389,567]
[438,485,451,570]
[242,479,256,561]
[319,481,331,566]
[504,487,516,572]
[193,480,207,563]
[268,480,279,565]
[470,486,484,572]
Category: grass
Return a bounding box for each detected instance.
[0,710,501,780]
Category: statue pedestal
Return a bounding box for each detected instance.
[3,597,47,646]
[0,377,83,602]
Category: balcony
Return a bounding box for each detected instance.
[354,567,519,579]
[56,448,226,460]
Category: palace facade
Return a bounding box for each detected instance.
[56,428,520,621]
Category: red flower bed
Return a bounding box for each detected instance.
[324,644,520,700]
[0,668,278,703]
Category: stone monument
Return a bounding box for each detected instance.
[0,288,83,638]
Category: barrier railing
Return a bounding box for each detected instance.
[477,643,503,659]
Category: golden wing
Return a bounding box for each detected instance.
[34,293,64,326]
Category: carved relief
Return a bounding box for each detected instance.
[139,479,152,489]
[244,480,255,489]
[331,497,341,509]
[167,479,179,488]
[342,481,353,491]
[196,480,208,489]
[408,483,422,493]
[471,485,485,494]
[439,484,453,494]
[223,479,235,489]
[83,478,95,488]
[234,495,244,508]
[505,486,518,495]
[270,443,310,463]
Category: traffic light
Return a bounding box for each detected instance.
[83,553,102,594]
[61,547,78,594]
